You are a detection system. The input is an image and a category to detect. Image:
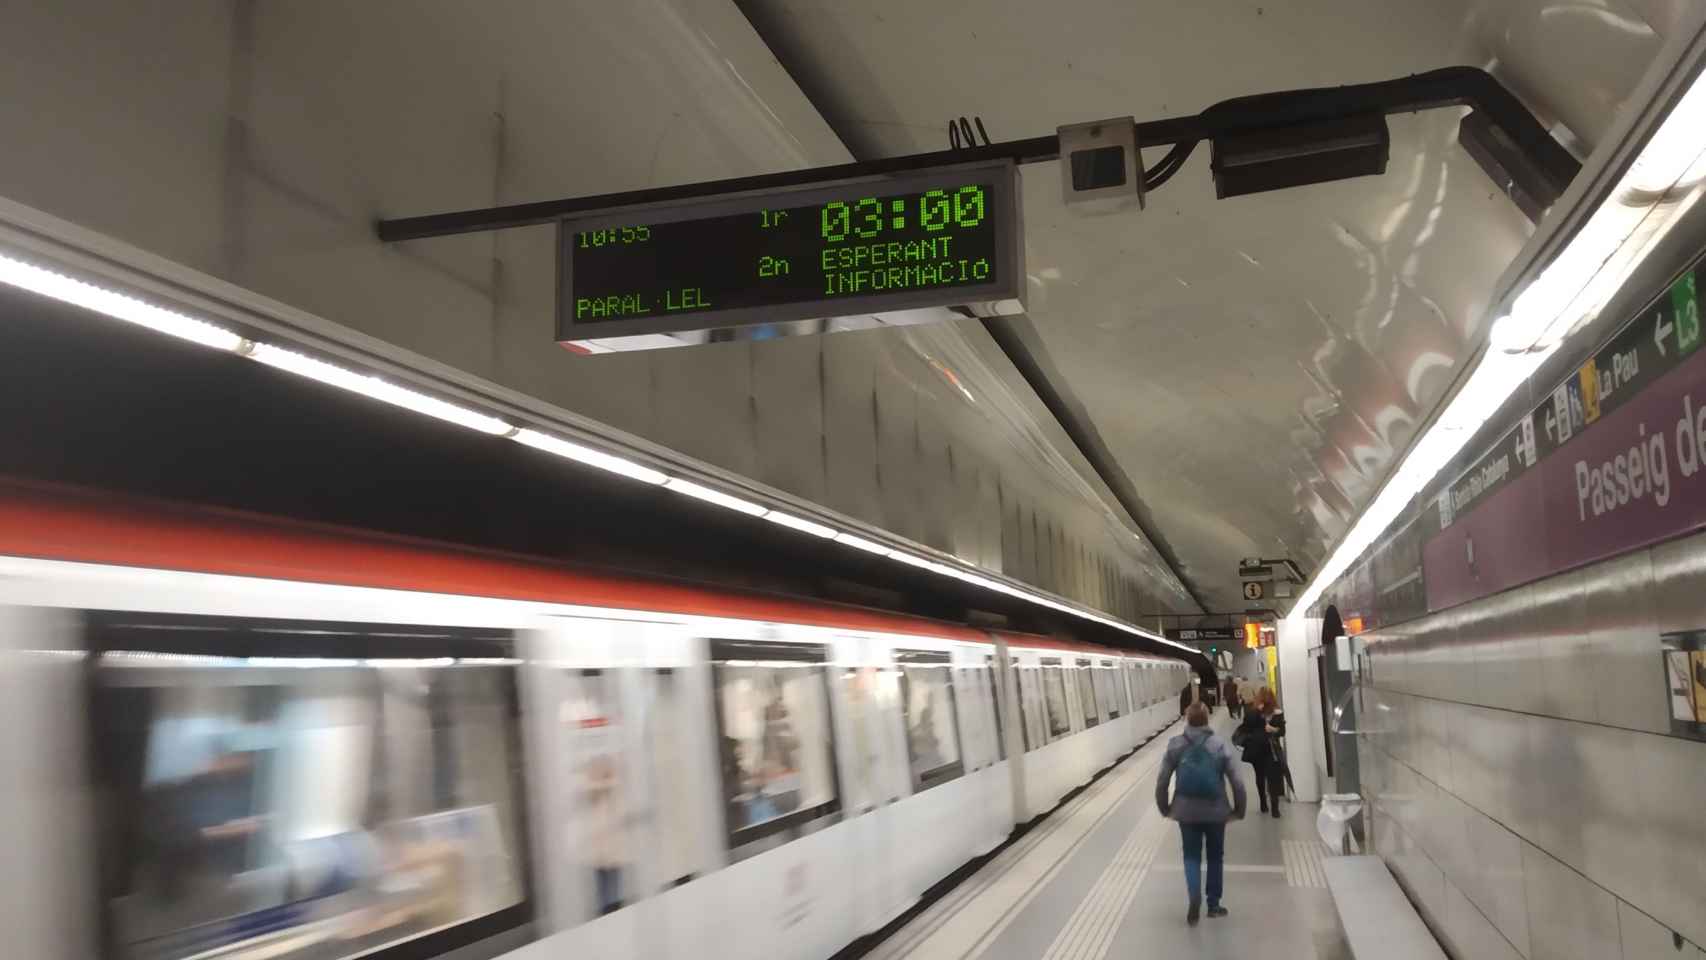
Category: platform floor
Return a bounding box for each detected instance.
[870,712,1350,960]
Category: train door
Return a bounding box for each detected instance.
[1039,657,1072,743]
[830,633,907,931]
[951,649,987,773]
[528,618,650,944]
[1012,655,1040,752]
[982,654,1006,762]
[991,641,1026,823]
[0,604,94,960]
[637,629,722,893]
[1099,660,1120,721]
[957,646,1005,849]
[527,616,727,960]
[1074,659,1099,730]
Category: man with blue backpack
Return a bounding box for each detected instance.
[1155,701,1247,925]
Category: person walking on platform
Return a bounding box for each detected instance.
[1222,676,1241,719]
[1178,679,1194,717]
[1235,687,1286,817]
[1155,702,1246,926]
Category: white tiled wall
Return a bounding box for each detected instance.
[1357,529,1706,960]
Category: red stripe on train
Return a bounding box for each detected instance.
[0,481,1149,656]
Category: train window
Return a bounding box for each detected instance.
[87,613,530,960]
[983,656,1006,761]
[709,639,840,858]
[1076,660,1100,727]
[1040,658,1072,740]
[895,650,965,791]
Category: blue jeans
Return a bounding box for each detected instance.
[1179,822,1226,907]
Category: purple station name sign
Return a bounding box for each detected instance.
[1424,269,1706,610]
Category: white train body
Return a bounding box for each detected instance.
[0,492,1188,960]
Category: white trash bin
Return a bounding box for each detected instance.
[1318,792,1362,853]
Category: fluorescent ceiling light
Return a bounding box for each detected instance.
[1290,66,1706,624]
[834,532,893,556]
[244,657,362,668]
[1493,73,1706,355]
[250,344,512,435]
[664,477,769,517]
[0,252,245,351]
[953,570,1017,594]
[765,510,838,538]
[1626,75,1706,193]
[512,428,668,485]
[890,551,953,576]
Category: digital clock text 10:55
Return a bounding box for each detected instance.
[821,185,986,242]
[576,226,650,247]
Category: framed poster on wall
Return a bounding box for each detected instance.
[1661,631,1706,738]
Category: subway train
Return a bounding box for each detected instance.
[0,485,1190,960]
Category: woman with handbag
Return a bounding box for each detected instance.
[1234,687,1286,817]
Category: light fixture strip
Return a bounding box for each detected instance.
[1,246,1192,658]
[250,344,512,436]
[663,477,770,517]
[511,428,669,485]
[766,510,839,538]
[0,252,245,351]
[834,532,894,556]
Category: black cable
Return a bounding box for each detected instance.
[1142,139,1197,192]
[948,115,993,150]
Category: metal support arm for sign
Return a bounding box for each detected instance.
[375,67,1578,243]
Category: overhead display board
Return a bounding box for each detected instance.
[557,160,1024,351]
[1164,626,1239,643]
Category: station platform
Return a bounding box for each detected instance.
[869,714,1348,960]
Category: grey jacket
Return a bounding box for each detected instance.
[1155,726,1247,823]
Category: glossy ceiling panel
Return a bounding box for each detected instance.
[737,0,1697,608]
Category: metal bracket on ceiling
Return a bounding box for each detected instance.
[1458,108,1577,222]
[374,66,1578,242]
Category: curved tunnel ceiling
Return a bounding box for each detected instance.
[735,0,1703,612]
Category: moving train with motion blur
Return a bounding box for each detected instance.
[0,485,1190,960]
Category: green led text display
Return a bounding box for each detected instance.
[569,182,1001,323]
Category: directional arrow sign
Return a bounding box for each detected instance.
[1656,313,1675,356]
